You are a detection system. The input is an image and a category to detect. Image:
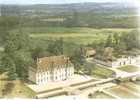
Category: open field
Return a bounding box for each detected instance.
[84,62,115,78]
[106,85,139,98]
[91,65,115,78]
[118,65,140,73]
[0,80,36,98]
[29,27,134,45]
[11,27,135,45]
[31,34,105,45]
[12,27,134,34]
[0,73,36,98]
[8,80,36,98]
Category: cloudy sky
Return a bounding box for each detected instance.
[0,0,138,5]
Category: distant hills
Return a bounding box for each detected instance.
[0,2,137,15]
[0,2,138,28]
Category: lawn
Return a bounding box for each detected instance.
[118,65,140,73]
[0,73,36,98]
[91,66,115,78]
[84,62,116,78]
[106,86,139,98]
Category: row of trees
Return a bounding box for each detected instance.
[89,30,140,61]
[105,30,140,51]
[31,38,64,60]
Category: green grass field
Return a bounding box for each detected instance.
[31,35,106,45]
[12,27,133,34]
[91,66,115,78]
[84,62,115,78]
[118,65,140,73]
[12,27,135,45]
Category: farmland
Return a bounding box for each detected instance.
[11,27,135,45]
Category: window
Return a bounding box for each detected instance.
[37,79,39,84]
[123,61,125,65]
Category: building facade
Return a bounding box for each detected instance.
[28,55,74,85]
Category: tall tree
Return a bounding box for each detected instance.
[120,30,139,50]
[47,38,64,56]
[1,54,17,79]
[105,34,113,47]
[70,48,85,72]
[113,33,120,45]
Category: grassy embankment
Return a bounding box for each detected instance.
[0,73,36,98]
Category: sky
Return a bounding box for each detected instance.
[0,0,139,5]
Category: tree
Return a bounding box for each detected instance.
[70,48,85,72]
[31,47,44,60]
[57,37,64,55]
[1,54,17,80]
[105,34,113,47]
[14,51,33,79]
[0,5,20,44]
[120,30,139,50]
[1,31,33,80]
[47,38,64,56]
[113,33,120,45]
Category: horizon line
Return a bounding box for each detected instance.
[0,1,132,6]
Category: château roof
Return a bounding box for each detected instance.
[37,55,72,71]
